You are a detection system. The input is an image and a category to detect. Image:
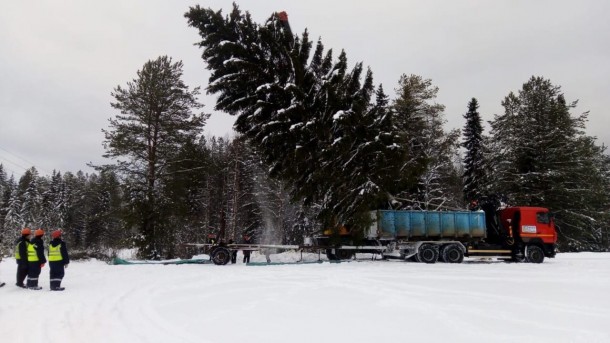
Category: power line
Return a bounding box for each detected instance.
[0,145,40,168]
[0,145,52,176]
[0,154,29,172]
[0,161,21,178]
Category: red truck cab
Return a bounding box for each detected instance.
[499,206,557,261]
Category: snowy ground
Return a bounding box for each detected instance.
[1,252,609,343]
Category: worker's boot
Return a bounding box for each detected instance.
[27,278,42,290]
[50,279,65,291]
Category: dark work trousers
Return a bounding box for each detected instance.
[49,262,65,289]
[243,251,251,263]
[16,263,28,287]
[27,262,41,288]
[231,250,237,264]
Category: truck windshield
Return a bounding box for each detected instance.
[537,212,550,224]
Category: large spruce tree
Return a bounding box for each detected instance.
[102,56,206,258]
[461,98,486,203]
[186,5,420,233]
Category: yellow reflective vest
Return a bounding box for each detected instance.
[49,244,63,262]
[27,242,39,262]
[15,241,23,260]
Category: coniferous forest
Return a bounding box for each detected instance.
[1,4,608,258]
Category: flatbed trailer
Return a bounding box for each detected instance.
[185,241,520,266]
[184,243,389,265]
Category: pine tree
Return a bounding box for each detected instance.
[163,136,210,246]
[393,75,460,210]
[0,171,17,252]
[488,76,610,250]
[61,171,88,249]
[20,167,42,228]
[102,56,206,258]
[224,137,266,242]
[85,170,124,252]
[41,170,64,228]
[4,182,22,233]
[210,137,230,241]
[461,98,486,203]
[0,164,7,237]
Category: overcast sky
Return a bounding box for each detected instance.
[1,0,609,177]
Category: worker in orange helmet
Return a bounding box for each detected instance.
[14,228,32,288]
[26,229,47,290]
[48,230,70,291]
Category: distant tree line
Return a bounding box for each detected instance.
[0,137,316,259]
[1,5,608,258]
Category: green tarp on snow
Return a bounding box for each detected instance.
[111,258,211,265]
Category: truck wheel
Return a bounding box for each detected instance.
[335,249,354,260]
[211,247,231,265]
[525,245,544,264]
[442,244,464,263]
[417,244,438,264]
[438,246,447,263]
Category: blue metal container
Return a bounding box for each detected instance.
[375,210,486,239]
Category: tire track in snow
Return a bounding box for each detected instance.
[100,266,211,343]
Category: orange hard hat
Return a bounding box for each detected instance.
[21,228,32,236]
[51,230,62,239]
[34,229,44,237]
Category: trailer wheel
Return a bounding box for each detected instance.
[417,244,439,264]
[325,249,338,261]
[211,247,231,265]
[442,244,464,263]
[525,245,544,264]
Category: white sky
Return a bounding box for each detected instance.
[1,0,609,177]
